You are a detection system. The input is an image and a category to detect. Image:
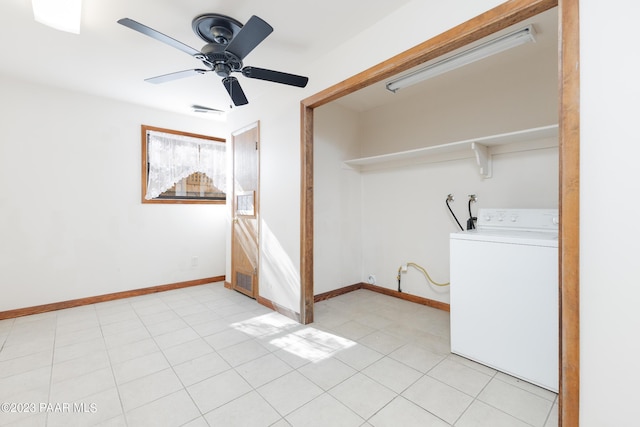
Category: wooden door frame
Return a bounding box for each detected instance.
[230,121,261,298]
[300,0,579,425]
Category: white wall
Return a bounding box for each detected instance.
[580,1,640,424]
[0,75,228,311]
[355,36,558,301]
[225,98,306,312]
[312,121,558,306]
[313,103,363,295]
[360,145,558,303]
[226,0,505,314]
[358,26,558,157]
[312,24,558,302]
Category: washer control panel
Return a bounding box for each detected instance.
[477,208,559,232]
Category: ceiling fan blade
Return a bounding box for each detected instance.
[222,76,248,106]
[145,69,208,84]
[241,67,309,88]
[117,18,202,57]
[225,15,273,61]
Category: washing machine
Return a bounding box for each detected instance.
[449,208,559,392]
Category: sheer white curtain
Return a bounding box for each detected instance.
[196,143,226,189]
[146,131,226,199]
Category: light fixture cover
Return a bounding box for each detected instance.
[386,25,536,93]
[32,0,82,34]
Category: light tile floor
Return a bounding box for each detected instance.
[0,284,558,426]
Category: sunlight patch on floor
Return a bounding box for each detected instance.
[269,327,356,362]
[231,312,300,338]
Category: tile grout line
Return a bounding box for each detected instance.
[162,288,221,427]
[131,288,207,424]
[44,311,58,427]
[464,376,549,427]
[100,301,131,427]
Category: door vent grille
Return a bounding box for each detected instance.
[236,272,253,292]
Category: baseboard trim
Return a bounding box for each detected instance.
[224,281,301,323]
[257,296,301,323]
[0,276,225,320]
[315,283,450,312]
[362,283,450,312]
[314,284,363,302]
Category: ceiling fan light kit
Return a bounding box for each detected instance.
[117,13,309,107]
[386,25,536,93]
[32,0,82,34]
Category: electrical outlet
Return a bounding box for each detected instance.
[368,274,376,284]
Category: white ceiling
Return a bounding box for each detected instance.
[0,0,413,117]
[0,1,556,118]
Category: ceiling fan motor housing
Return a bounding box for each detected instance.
[213,63,231,78]
[200,43,242,74]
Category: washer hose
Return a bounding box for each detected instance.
[397,262,450,293]
[446,196,464,231]
[467,194,478,230]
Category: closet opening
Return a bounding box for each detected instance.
[300,0,578,425]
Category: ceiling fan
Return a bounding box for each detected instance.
[117,14,309,106]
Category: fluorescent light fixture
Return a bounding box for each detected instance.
[32,0,82,34]
[386,25,536,93]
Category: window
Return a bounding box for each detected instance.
[141,125,226,204]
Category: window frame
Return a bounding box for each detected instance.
[141,125,226,205]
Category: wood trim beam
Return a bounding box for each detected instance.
[558,0,580,424]
[300,103,314,325]
[0,276,224,320]
[141,125,226,143]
